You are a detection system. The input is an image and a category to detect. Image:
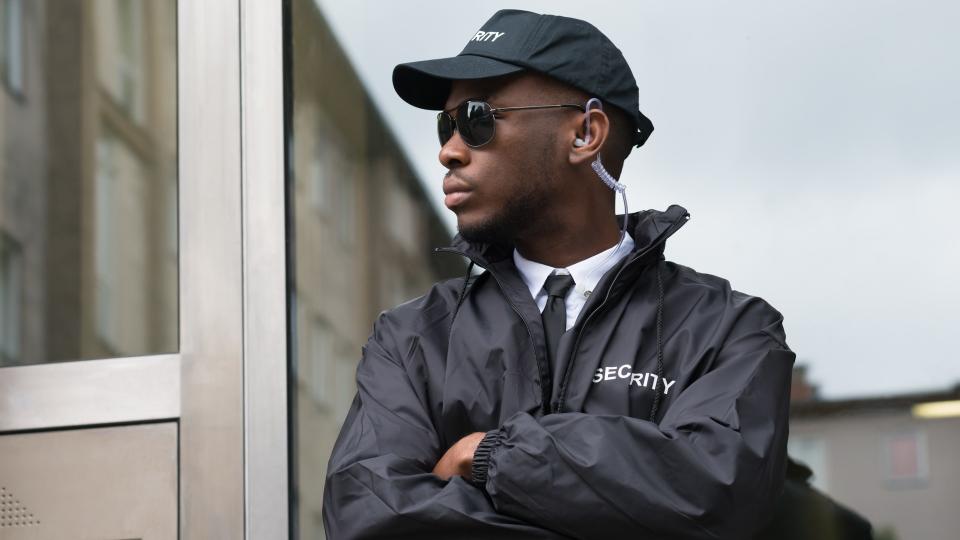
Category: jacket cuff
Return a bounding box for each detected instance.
[470,429,501,487]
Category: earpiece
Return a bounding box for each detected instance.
[576,100,600,147]
[580,98,626,194]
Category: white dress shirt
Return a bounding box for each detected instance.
[513,233,636,331]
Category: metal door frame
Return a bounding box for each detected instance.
[0,0,288,537]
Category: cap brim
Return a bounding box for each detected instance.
[634,111,654,147]
[393,55,524,110]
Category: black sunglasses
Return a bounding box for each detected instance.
[437,100,585,148]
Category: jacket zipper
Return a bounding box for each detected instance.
[552,256,637,412]
[434,247,552,415]
[553,212,690,413]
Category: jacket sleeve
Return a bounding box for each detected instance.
[322,312,566,540]
[472,296,796,540]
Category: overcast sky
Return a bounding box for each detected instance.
[314,0,960,399]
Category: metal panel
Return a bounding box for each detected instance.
[0,354,179,432]
[240,0,290,537]
[0,422,178,539]
[178,0,245,537]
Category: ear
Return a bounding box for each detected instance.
[568,108,610,166]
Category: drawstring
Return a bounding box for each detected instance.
[449,260,476,337]
[648,263,664,422]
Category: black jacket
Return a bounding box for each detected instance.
[323,205,796,539]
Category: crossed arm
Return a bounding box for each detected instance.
[321,315,562,540]
[323,305,795,539]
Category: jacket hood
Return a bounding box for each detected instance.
[445,204,691,267]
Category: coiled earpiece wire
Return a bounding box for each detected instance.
[575,98,631,290]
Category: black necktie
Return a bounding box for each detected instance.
[541,273,575,365]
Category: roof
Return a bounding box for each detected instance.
[791,383,960,418]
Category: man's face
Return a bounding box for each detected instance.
[440,73,573,245]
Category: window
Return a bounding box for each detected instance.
[94,137,115,350]
[94,131,151,355]
[116,0,145,122]
[384,165,421,256]
[883,431,929,487]
[305,315,333,409]
[95,0,147,123]
[336,165,356,247]
[0,0,24,96]
[788,435,829,492]
[302,107,334,217]
[0,232,23,364]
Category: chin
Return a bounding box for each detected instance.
[453,209,484,235]
[457,212,516,245]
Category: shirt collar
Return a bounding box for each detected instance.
[512,233,636,299]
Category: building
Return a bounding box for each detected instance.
[789,367,960,540]
[288,0,463,536]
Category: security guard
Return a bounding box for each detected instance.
[324,10,796,539]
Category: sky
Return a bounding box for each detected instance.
[314,0,960,399]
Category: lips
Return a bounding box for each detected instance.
[444,191,471,209]
[442,175,473,210]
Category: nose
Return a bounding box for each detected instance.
[439,131,470,170]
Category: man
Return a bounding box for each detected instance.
[323,9,795,539]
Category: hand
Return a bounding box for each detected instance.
[432,432,486,481]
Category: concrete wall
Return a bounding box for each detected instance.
[790,408,960,540]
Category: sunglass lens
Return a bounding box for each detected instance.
[459,101,495,147]
[437,112,455,146]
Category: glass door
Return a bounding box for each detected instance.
[0,0,288,537]
[0,1,180,537]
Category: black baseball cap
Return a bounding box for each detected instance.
[393,9,654,147]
